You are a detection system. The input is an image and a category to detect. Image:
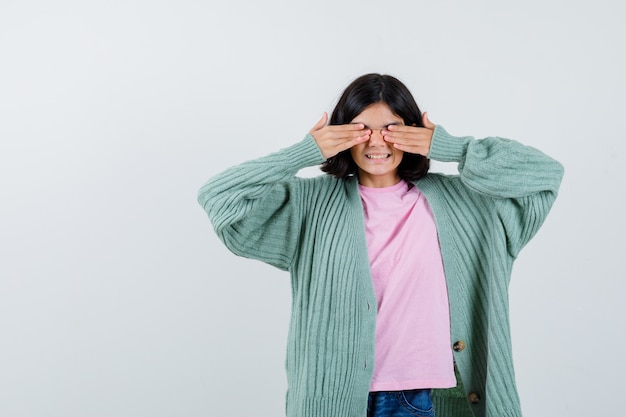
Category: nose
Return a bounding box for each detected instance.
[368,128,386,146]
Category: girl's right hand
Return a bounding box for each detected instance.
[309,112,371,159]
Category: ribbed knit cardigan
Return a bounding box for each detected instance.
[198,126,564,417]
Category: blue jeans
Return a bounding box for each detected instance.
[367,389,435,417]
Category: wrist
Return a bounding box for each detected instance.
[427,126,470,162]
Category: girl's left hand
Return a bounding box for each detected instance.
[382,112,436,157]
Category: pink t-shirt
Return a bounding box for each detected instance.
[359,180,456,391]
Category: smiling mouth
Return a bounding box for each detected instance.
[366,154,391,159]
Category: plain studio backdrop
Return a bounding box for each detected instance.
[0,0,624,416]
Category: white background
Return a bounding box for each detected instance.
[1,0,624,416]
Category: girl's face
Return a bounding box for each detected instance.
[350,102,404,188]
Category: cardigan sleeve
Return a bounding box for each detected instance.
[197,134,326,270]
[428,126,564,257]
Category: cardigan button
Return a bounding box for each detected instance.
[468,392,480,404]
[453,340,466,352]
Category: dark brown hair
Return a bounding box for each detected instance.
[321,73,429,181]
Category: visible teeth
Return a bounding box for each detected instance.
[366,154,390,159]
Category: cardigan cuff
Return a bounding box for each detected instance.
[282,133,326,169]
[427,125,471,163]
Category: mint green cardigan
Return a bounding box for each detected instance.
[198,126,563,417]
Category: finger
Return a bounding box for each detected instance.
[326,122,366,132]
[390,143,429,156]
[382,129,428,143]
[422,111,436,130]
[384,136,428,147]
[339,134,370,151]
[321,136,367,159]
[310,112,328,133]
[384,124,424,133]
[317,127,370,145]
[332,128,371,140]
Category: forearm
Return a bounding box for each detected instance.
[199,135,323,223]
[428,126,564,199]
[197,134,325,269]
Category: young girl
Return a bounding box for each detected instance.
[198,73,563,417]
